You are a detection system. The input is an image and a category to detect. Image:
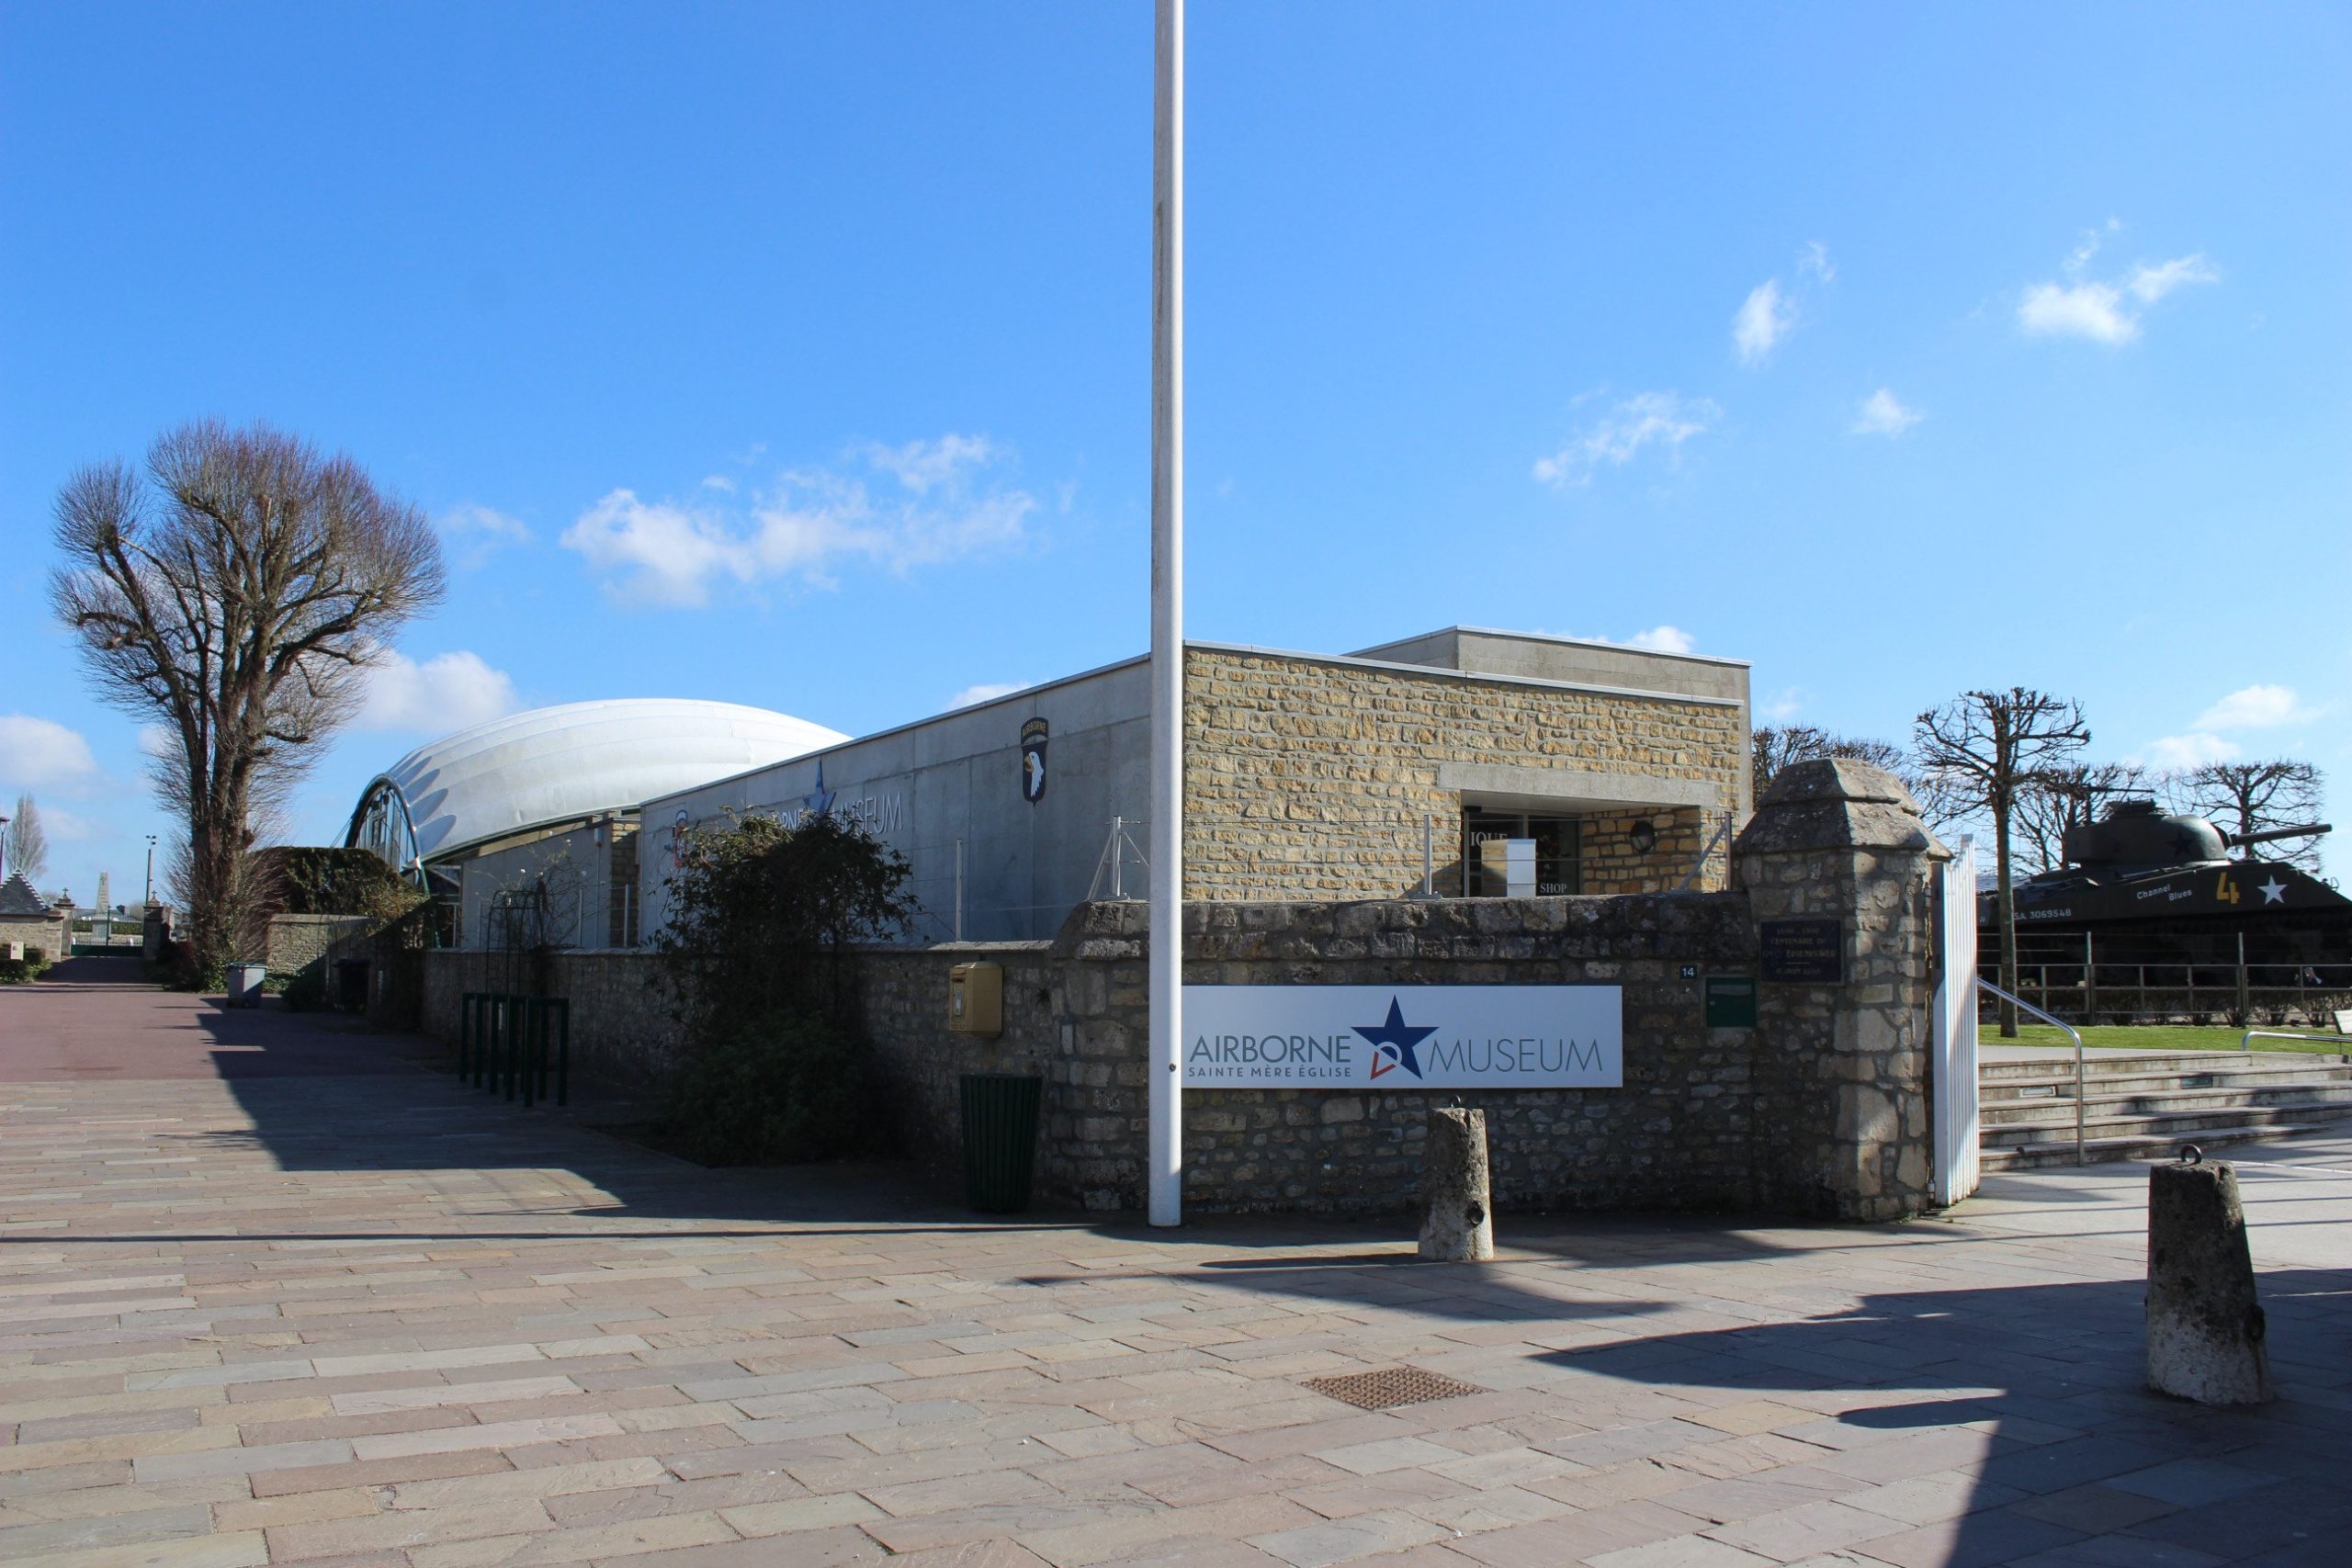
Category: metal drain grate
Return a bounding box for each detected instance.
[1301,1366,1487,1410]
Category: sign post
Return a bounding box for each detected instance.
[1148,0,1185,1227]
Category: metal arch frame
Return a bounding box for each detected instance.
[344,775,428,886]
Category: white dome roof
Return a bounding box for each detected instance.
[359,699,846,863]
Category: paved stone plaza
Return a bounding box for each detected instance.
[3,964,2347,1567]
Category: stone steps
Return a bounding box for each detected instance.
[1976,1048,2352,1170]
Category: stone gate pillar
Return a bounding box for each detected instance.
[1732,759,1949,1220]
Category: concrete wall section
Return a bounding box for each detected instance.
[639,639,1748,947]
[459,824,631,952]
[640,659,1152,945]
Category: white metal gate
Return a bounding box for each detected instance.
[1930,837,1981,1205]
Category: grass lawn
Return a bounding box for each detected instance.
[1983,1022,2352,1056]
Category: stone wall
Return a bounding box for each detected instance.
[421,949,682,1093]
[265,915,376,981]
[1183,648,1745,902]
[417,761,1945,1222]
[853,897,1762,1216]
[1,914,67,963]
[849,758,1941,1220]
[1731,759,1947,1221]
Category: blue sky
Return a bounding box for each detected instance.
[3,2,2346,901]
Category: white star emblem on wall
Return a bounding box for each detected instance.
[2256,877,2288,905]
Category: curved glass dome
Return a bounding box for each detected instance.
[345,699,847,874]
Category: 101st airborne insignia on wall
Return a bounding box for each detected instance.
[1021,718,1048,803]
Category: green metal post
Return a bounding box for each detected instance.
[552,999,570,1107]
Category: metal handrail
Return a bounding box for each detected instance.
[2240,1029,2352,1055]
[1980,977,2086,1166]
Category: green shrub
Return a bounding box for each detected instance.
[0,945,50,985]
[279,964,327,1011]
[661,1012,879,1166]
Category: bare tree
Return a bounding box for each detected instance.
[1752,726,1915,804]
[2172,760,2327,873]
[2011,761,2149,874]
[3,794,50,885]
[1913,689,2090,1035]
[51,421,443,982]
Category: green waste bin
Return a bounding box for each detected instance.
[959,1072,1043,1213]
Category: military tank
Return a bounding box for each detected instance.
[1980,799,2351,1014]
[1993,798,2342,929]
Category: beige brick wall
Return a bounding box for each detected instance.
[1184,649,1744,902]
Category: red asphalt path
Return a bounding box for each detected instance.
[0,956,440,1081]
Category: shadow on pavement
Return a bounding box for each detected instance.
[1538,1268,2352,1567]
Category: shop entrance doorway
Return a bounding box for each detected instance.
[1462,807,1581,897]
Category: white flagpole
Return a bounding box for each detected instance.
[1148,0,1184,1228]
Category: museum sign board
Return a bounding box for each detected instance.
[1181,985,1622,1089]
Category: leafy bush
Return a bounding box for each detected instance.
[661,1012,880,1165]
[656,811,917,1043]
[652,811,915,1163]
[0,945,50,985]
[253,846,425,919]
[279,964,327,1011]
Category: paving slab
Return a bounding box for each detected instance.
[2,971,2346,1566]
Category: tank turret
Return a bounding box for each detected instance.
[2060,799,2225,872]
[1992,797,2343,929]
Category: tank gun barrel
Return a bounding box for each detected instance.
[2226,822,2332,848]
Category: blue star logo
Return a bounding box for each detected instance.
[805,761,836,819]
[1354,997,1439,1080]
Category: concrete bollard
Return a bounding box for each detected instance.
[1419,1107,1495,1261]
[2146,1153,2271,1405]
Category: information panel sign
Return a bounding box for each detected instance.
[1758,919,1845,983]
[1181,985,1622,1089]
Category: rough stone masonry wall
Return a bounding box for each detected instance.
[1183,647,1744,903]
[265,915,376,981]
[422,949,682,1093]
[856,757,1943,1221]
[1733,759,1948,1222]
[415,760,1942,1223]
[1,914,68,962]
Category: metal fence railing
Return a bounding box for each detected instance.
[456,992,571,1108]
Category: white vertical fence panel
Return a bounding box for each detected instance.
[1931,838,1981,1205]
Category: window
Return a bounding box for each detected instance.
[1462,807,1580,896]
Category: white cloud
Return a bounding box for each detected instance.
[2018,280,2139,344]
[2132,682,2317,773]
[563,435,1039,607]
[1759,687,1804,722]
[1533,392,1719,490]
[2140,732,2241,770]
[1550,626,1700,655]
[2127,254,2219,303]
[39,803,105,843]
[947,682,1028,710]
[2191,683,2312,732]
[2018,229,2218,344]
[435,503,532,570]
[861,434,996,495]
[699,474,737,494]
[1731,243,1834,367]
[1852,388,1924,437]
[0,715,99,789]
[1733,279,1792,366]
[562,491,751,607]
[1621,625,1696,655]
[357,650,520,733]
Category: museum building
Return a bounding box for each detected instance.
[353,627,1751,948]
